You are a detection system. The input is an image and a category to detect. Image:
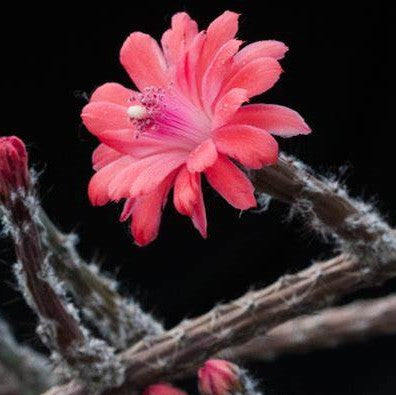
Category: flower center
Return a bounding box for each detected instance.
[127,87,211,146]
[127,87,165,138]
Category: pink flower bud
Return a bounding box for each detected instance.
[0,136,29,197]
[198,359,242,395]
[143,383,188,395]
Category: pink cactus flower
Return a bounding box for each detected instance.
[0,136,29,199]
[82,11,311,246]
[143,383,188,395]
[198,359,242,395]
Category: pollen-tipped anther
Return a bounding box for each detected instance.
[127,105,148,120]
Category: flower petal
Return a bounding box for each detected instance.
[220,57,282,98]
[161,12,198,65]
[82,102,134,136]
[212,88,248,129]
[107,159,147,201]
[90,83,136,106]
[213,125,278,169]
[173,166,200,216]
[205,155,256,210]
[107,152,185,201]
[92,144,123,171]
[120,32,169,91]
[120,198,135,222]
[231,104,311,136]
[173,166,207,237]
[130,174,174,246]
[88,156,134,206]
[201,39,242,111]
[187,138,218,173]
[198,11,240,75]
[128,153,185,197]
[97,129,179,157]
[175,32,206,106]
[191,183,207,238]
[233,40,288,69]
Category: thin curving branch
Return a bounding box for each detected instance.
[0,138,124,391]
[219,293,396,361]
[2,183,124,390]
[38,208,164,350]
[253,153,396,262]
[1,177,85,355]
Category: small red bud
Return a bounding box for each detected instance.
[0,136,29,197]
[143,383,188,395]
[198,359,242,395]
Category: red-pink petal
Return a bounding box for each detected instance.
[173,166,200,216]
[88,156,134,206]
[207,11,239,42]
[82,102,134,136]
[213,125,278,169]
[175,32,206,106]
[220,57,282,98]
[92,144,123,171]
[205,155,256,210]
[120,32,169,91]
[212,88,248,129]
[191,183,207,238]
[187,138,218,173]
[128,153,185,197]
[120,198,135,222]
[201,39,242,111]
[231,104,311,136]
[93,129,139,155]
[161,12,198,65]
[96,129,177,157]
[130,174,174,246]
[107,152,185,200]
[173,167,207,237]
[200,11,239,68]
[233,40,288,69]
[107,159,146,201]
[189,11,240,98]
[90,83,136,106]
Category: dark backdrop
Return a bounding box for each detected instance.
[0,2,392,394]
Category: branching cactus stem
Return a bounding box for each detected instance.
[45,252,396,395]
[254,154,396,263]
[219,293,396,361]
[42,152,396,394]
[0,137,124,392]
[37,208,164,350]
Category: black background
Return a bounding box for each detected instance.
[0,1,392,394]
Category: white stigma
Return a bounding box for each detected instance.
[127,105,148,120]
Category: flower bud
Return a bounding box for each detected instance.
[143,383,188,395]
[0,136,29,198]
[198,359,242,395]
